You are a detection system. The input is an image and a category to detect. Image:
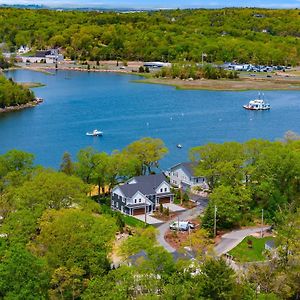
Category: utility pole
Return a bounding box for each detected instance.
[261,208,264,238]
[214,205,217,237]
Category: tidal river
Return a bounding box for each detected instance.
[1,69,300,169]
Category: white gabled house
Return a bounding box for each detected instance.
[111,173,174,216]
[170,162,208,190]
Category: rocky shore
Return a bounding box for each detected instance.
[0,98,43,114]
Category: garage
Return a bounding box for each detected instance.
[132,208,146,216]
[158,197,171,204]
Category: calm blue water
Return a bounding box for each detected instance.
[1,69,300,169]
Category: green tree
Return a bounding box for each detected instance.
[197,258,239,300]
[124,137,168,175]
[0,245,49,299]
[60,151,74,175]
[49,266,86,300]
[29,209,117,277]
[190,142,244,190]
[202,185,251,232]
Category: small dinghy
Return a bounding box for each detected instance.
[86,129,103,136]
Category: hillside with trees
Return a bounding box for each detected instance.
[0,75,35,109]
[0,137,299,299]
[0,7,299,65]
[190,134,300,232]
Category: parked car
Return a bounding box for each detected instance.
[169,221,189,231]
[169,221,195,231]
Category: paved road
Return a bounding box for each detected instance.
[214,226,271,256]
[156,200,208,252]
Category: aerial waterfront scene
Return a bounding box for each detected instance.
[1,69,300,168]
[0,1,300,299]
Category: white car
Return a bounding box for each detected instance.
[169,221,189,231]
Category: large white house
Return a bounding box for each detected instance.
[111,173,174,216]
[170,162,208,190]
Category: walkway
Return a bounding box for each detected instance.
[214,226,271,256]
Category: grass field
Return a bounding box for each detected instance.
[122,215,146,228]
[229,236,273,262]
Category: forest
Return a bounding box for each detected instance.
[0,136,299,299]
[0,75,35,109]
[0,7,299,65]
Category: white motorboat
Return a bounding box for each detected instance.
[243,93,270,110]
[86,129,103,136]
[177,144,183,149]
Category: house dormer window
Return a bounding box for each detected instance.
[139,198,142,203]
[160,188,163,192]
[164,188,167,192]
[134,199,137,203]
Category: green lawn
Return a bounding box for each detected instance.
[229,236,273,263]
[122,215,146,228]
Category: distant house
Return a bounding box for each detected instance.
[36,49,64,61]
[19,48,65,64]
[111,173,174,216]
[143,62,171,68]
[17,45,30,54]
[170,162,208,191]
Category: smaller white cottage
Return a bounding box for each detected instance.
[170,162,208,190]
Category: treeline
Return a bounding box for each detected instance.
[0,75,35,108]
[0,8,299,65]
[155,63,239,80]
[190,132,300,232]
[0,137,299,299]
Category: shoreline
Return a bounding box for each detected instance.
[7,64,300,91]
[0,98,43,114]
[134,77,300,91]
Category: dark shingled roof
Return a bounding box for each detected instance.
[119,173,168,198]
[172,162,198,177]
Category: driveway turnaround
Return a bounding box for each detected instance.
[156,201,208,252]
[133,214,164,225]
[214,226,271,256]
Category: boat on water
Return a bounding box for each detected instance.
[34,97,43,103]
[177,144,183,149]
[86,129,103,136]
[243,94,270,110]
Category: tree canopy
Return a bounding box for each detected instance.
[0,76,35,109]
[0,7,299,65]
